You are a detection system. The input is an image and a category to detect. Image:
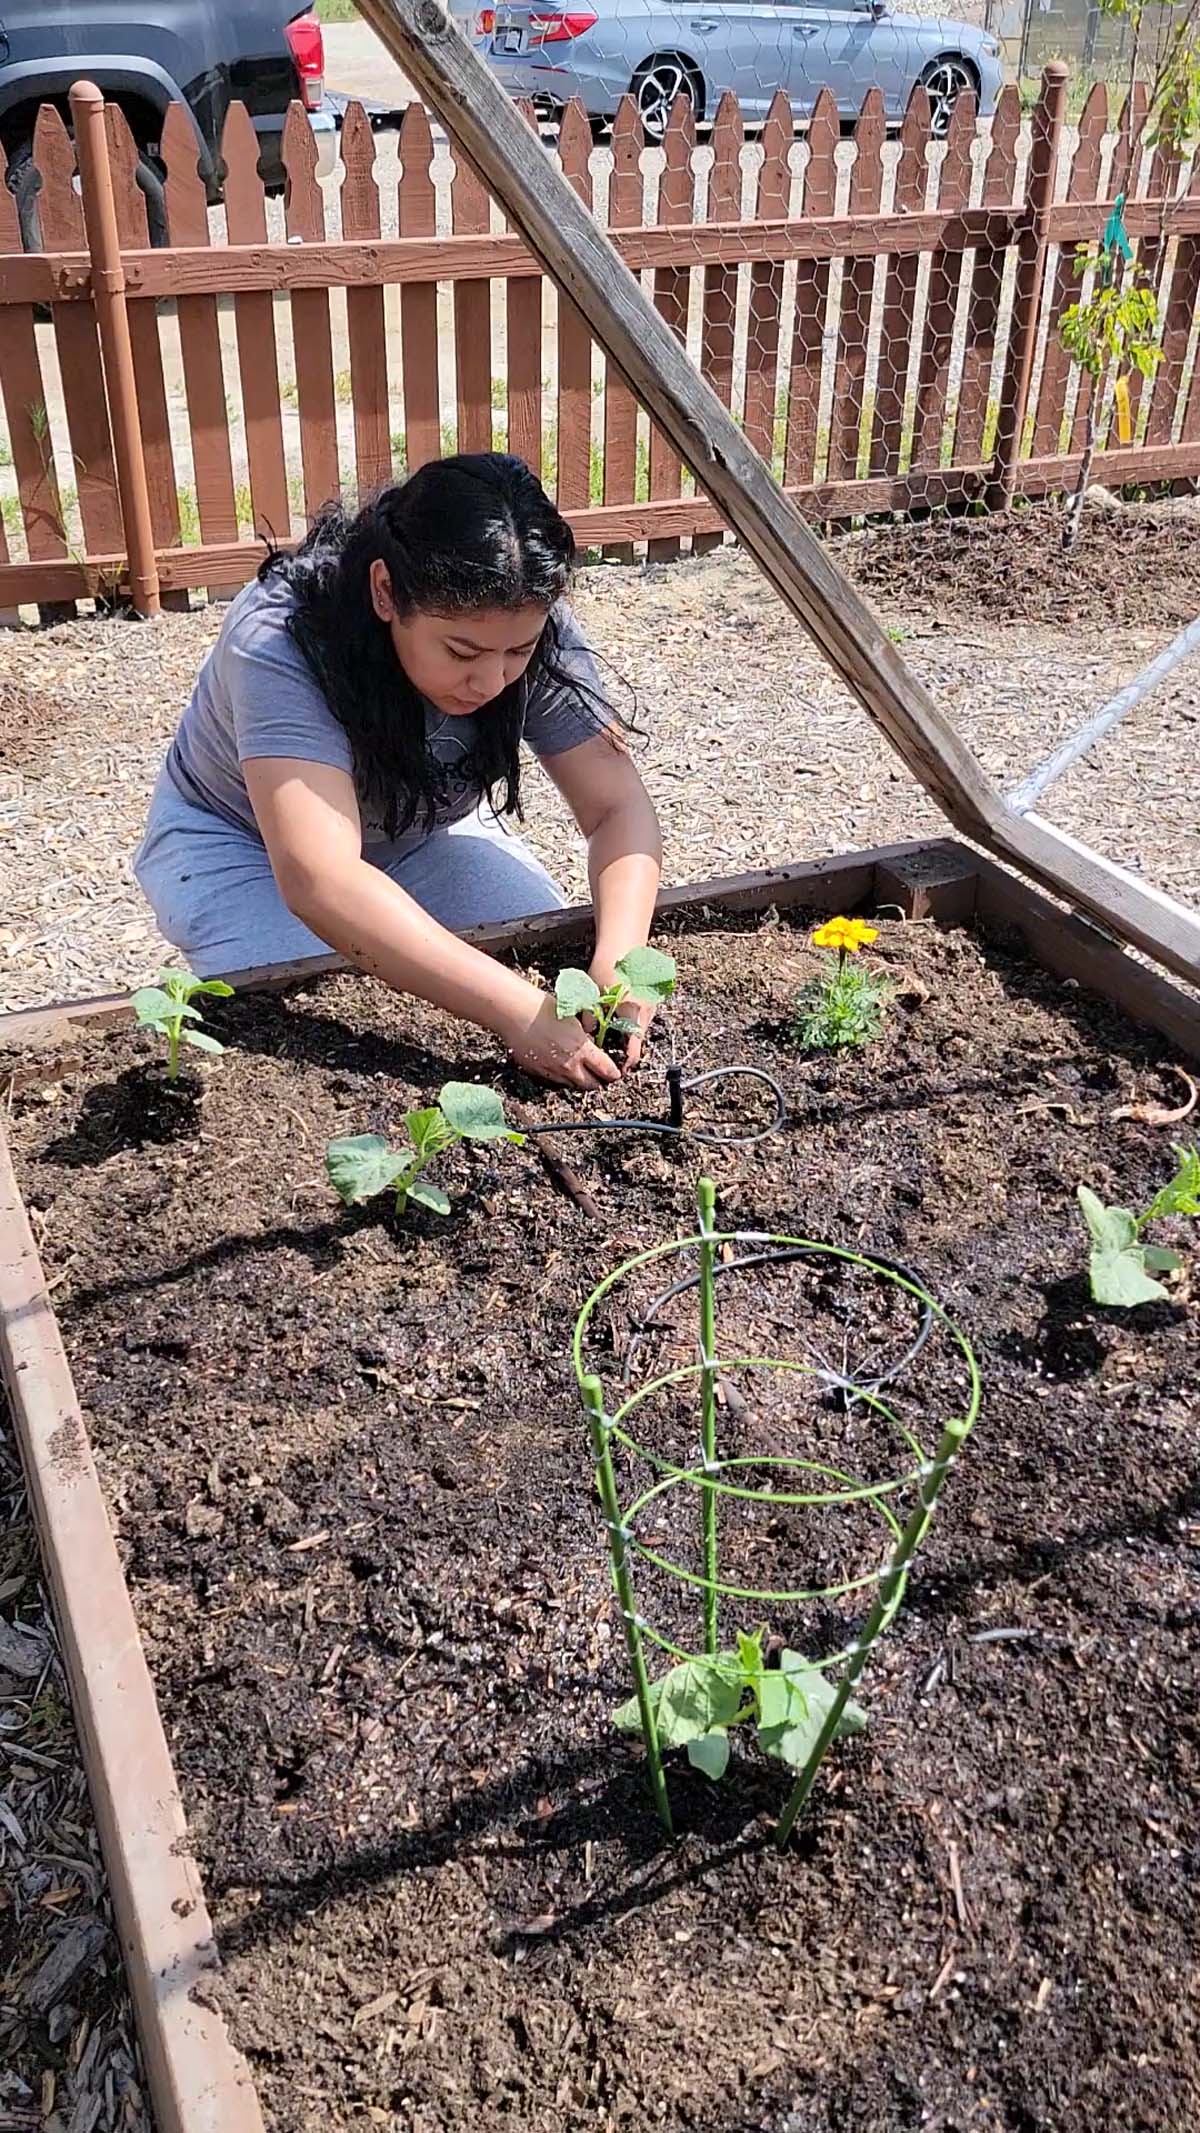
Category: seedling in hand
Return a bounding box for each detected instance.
[792,917,889,1052]
[614,1625,865,1782]
[554,946,677,1050]
[1078,1142,1199,1305]
[131,968,234,1081]
[326,1081,525,1218]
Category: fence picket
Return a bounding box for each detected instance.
[742,91,793,475]
[829,90,885,483]
[647,92,695,561]
[1178,154,1200,449]
[556,101,594,513]
[506,102,543,479]
[783,87,837,488]
[451,136,492,454]
[0,141,67,566]
[397,102,440,474]
[871,87,930,478]
[913,91,975,469]
[162,102,239,551]
[601,95,643,561]
[1032,82,1106,458]
[954,84,1020,466]
[34,107,124,558]
[1148,149,1200,451]
[341,102,393,497]
[222,100,291,548]
[282,100,340,515]
[694,91,743,552]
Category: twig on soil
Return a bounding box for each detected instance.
[1111,1064,1197,1127]
[947,1841,970,1932]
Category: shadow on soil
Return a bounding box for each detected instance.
[39,1062,204,1164]
[209,1735,803,1966]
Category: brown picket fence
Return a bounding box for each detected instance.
[0,69,1198,614]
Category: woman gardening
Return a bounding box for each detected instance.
[135,455,663,1091]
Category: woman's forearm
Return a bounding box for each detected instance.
[286,856,540,1038]
[588,799,663,978]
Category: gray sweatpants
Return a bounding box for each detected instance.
[134,770,566,978]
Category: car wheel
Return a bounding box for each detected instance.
[630,57,700,143]
[4,132,169,249]
[5,143,43,251]
[919,57,978,140]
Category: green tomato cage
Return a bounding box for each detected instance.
[573,1177,982,1846]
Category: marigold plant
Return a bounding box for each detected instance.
[792,917,888,1053]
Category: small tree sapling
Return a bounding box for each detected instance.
[555,946,677,1050]
[614,1625,865,1782]
[131,969,234,1080]
[326,1081,525,1218]
[1078,1142,1200,1305]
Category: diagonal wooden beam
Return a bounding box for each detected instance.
[354,0,1200,989]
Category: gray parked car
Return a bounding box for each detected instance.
[0,0,337,246]
[454,0,1002,140]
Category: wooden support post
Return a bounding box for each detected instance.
[351,2,1200,992]
[69,81,160,618]
[989,63,1068,511]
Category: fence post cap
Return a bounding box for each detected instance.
[67,78,105,110]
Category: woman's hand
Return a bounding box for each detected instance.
[499,989,621,1091]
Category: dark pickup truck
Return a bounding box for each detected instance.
[0,0,337,242]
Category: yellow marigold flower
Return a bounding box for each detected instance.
[811,916,880,955]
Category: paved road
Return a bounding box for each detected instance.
[322,20,419,113]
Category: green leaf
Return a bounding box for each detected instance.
[190,978,235,1000]
[1078,1186,1140,1252]
[687,1730,730,1781]
[1145,1144,1200,1223]
[613,1678,661,1734]
[555,968,602,1021]
[656,1655,744,1748]
[325,1133,409,1206]
[758,1659,866,1771]
[405,1105,456,1160]
[131,987,175,1030]
[1142,1245,1182,1274]
[1078,1186,1169,1305]
[181,1028,224,1055]
[1088,1246,1169,1308]
[406,1178,451,1216]
[158,968,199,1001]
[735,1626,766,1687]
[438,1081,511,1141]
[614,946,677,1006]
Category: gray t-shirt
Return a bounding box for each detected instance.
[165,574,611,866]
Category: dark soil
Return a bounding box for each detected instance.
[842,499,1200,629]
[6,912,1200,2133]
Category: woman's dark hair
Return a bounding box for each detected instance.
[258,454,612,839]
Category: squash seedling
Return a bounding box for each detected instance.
[326,1081,525,1218]
[615,1626,865,1782]
[131,968,234,1080]
[1078,1142,1200,1305]
[555,946,677,1050]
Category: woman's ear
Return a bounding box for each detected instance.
[369,559,395,622]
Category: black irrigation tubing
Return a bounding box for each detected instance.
[623,1242,936,1401]
[520,1060,788,1151]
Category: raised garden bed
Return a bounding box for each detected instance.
[2,841,1198,2133]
